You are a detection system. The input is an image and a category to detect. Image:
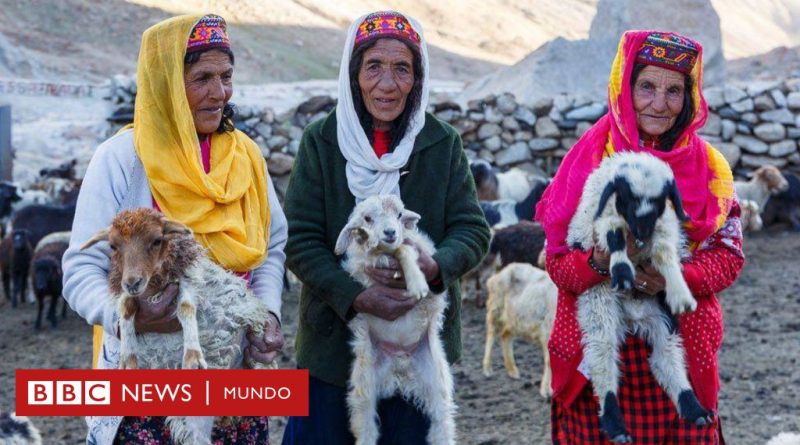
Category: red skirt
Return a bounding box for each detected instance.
[552,336,723,444]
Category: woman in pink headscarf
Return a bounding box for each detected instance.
[536,30,744,443]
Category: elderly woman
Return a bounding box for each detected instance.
[62,14,286,444]
[281,11,490,445]
[536,30,745,443]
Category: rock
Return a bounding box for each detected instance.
[770,89,787,108]
[715,142,741,167]
[484,135,503,152]
[556,119,579,130]
[478,149,494,162]
[753,94,776,111]
[496,93,518,115]
[786,78,800,92]
[740,154,788,169]
[699,112,721,136]
[535,117,561,138]
[267,135,289,150]
[704,86,725,109]
[760,108,795,125]
[296,95,336,115]
[724,85,747,104]
[753,122,786,142]
[718,107,740,120]
[733,135,768,154]
[532,98,553,116]
[746,80,782,97]
[737,123,752,134]
[254,122,272,139]
[245,117,260,128]
[496,142,532,166]
[237,104,254,120]
[515,131,533,141]
[435,109,457,122]
[553,94,572,113]
[721,119,736,141]
[789,152,800,164]
[565,103,606,121]
[576,121,594,138]
[467,99,484,112]
[267,152,294,176]
[468,112,485,121]
[466,142,482,152]
[502,116,520,132]
[769,140,797,157]
[456,119,478,134]
[787,127,800,140]
[730,98,754,113]
[501,131,515,144]
[433,101,462,113]
[513,107,537,127]
[787,92,800,110]
[308,111,326,125]
[288,125,304,141]
[478,123,503,140]
[287,139,300,156]
[561,137,578,149]
[740,113,758,125]
[484,107,504,124]
[548,108,563,122]
[528,138,559,151]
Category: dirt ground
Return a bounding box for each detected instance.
[1,229,798,444]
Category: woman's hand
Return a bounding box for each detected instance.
[352,285,419,321]
[133,283,182,334]
[633,263,667,296]
[244,312,284,366]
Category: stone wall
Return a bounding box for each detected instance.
[107,76,800,197]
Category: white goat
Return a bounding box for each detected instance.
[567,152,712,443]
[735,165,789,211]
[334,195,455,445]
[81,208,272,445]
[482,263,556,399]
[767,432,800,445]
[740,199,763,232]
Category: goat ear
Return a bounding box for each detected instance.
[595,180,617,220]
[162,218,192,237]
[334,219,362,255]
[666,181,688,221]
[80,228,110,250]
[400,210,421,230]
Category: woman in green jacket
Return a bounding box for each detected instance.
[281,10,490,445]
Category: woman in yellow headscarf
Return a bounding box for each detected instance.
[62,14,287,444]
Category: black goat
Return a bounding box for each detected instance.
[479,179,549,227]
[31,241,69,329]
[762,173,800,231]
[10,204,76,247]
[0,181,21,220]
[10,230,33,308]
[39,159,77,180]
[490,221,546,269]
[0,235,11,303]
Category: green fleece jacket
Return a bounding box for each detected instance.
[284,111,490,387]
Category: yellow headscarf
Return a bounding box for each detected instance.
[133,14,270,272]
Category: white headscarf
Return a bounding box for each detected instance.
[336,11,430,202]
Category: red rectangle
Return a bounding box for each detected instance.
[16,369,309,417]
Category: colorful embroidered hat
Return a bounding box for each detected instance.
[636,32,699,74]
[354,11,421,49]
[187,14,230,54]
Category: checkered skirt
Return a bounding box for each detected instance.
[552,335,723,444]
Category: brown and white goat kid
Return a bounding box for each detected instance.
[334,195,455,445]
[81,208,271,445]
[567,152,712,443]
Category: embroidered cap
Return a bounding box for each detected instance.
[636,32,699,74]
[187,14,231,54]
[354,11,420,49]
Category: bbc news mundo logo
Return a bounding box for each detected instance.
[16,369,309,416]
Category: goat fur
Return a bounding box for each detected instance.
[335,195,456,445]
[482,263,556,399]
[734,165,789,211]
[566,152,711,443]
[0,412,42,445]
[81,208,272,445]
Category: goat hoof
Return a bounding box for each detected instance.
[611,433,633,443]
[120,355,139,369]
[507,368,520,379]
[183,350,207,369]
[482,368,493,378]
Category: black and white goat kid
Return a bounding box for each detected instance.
[335,195,455,445]
[567,152,712,443]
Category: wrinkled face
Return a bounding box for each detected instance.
[108,227,168,296]
[633,65,686,139]
[184,50,234,135]
[358,39,415,131]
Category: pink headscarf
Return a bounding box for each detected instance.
[536,30,734,255]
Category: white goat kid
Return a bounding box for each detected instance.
[335,195,455,445]
[567,152,712,443]
[81,208,272,445]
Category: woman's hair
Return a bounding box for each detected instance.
[349,37,424,149]
[630,62,695,151]
[184,47,237,134]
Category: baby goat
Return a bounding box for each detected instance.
[82,208,272,445]
[335,195,455,445]
[566,152,711,443]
